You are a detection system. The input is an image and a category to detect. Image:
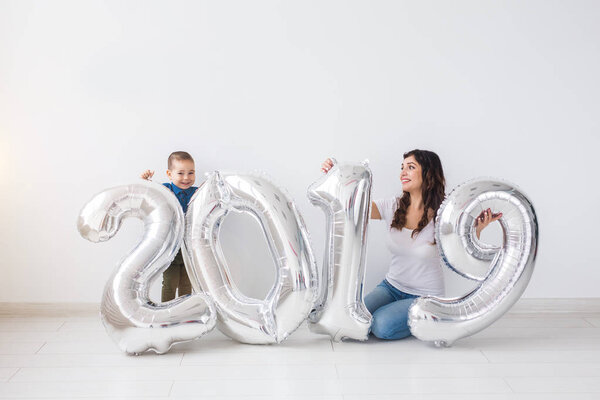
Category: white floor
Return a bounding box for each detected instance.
[0,300,599,400]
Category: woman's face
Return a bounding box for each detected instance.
[400,155,423,192]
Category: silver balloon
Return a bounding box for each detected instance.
[307,160,373,341]
[183,172,318,344]
[408,178,538,346]
[77,181,217,355]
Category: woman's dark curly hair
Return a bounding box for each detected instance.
[391,149,446,239]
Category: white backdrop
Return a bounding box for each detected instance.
[1,0,599,302]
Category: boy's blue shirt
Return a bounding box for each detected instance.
[163,182,198,213]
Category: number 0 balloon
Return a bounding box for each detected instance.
[183,172,318,344]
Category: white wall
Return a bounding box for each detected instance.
[1,0,599,302]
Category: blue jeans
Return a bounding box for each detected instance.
[364,280,419,340]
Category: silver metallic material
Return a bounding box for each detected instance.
[183,172,318,344]
[77,181,217,355]
[307,160,373,341]
[408,178,538,346]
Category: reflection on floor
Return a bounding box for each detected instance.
[0,299,599,399]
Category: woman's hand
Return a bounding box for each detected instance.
[321,158,335,173]
[475,208,502,239]
[140,170,154,181]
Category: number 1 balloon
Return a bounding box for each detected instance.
[77,181,217,354]
[307,160,373,341]
[408,178,538,346]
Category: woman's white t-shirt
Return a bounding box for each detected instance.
[373,198,445,296]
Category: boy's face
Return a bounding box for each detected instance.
[166,159,196,190]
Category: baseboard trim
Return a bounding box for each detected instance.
[507,298,600,314]
[0,298,598,318]
[0,302,99,317]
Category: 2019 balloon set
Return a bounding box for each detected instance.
[77,161,538,354]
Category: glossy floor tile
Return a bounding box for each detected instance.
[0,300,598,398]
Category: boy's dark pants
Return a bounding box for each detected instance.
[161,250,192,302]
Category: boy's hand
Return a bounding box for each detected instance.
[140,170,154,181]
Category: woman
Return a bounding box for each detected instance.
[321,150,500,340]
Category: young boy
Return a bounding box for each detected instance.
[141,151,197,302]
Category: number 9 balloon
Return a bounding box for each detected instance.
[408,178,538,346]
